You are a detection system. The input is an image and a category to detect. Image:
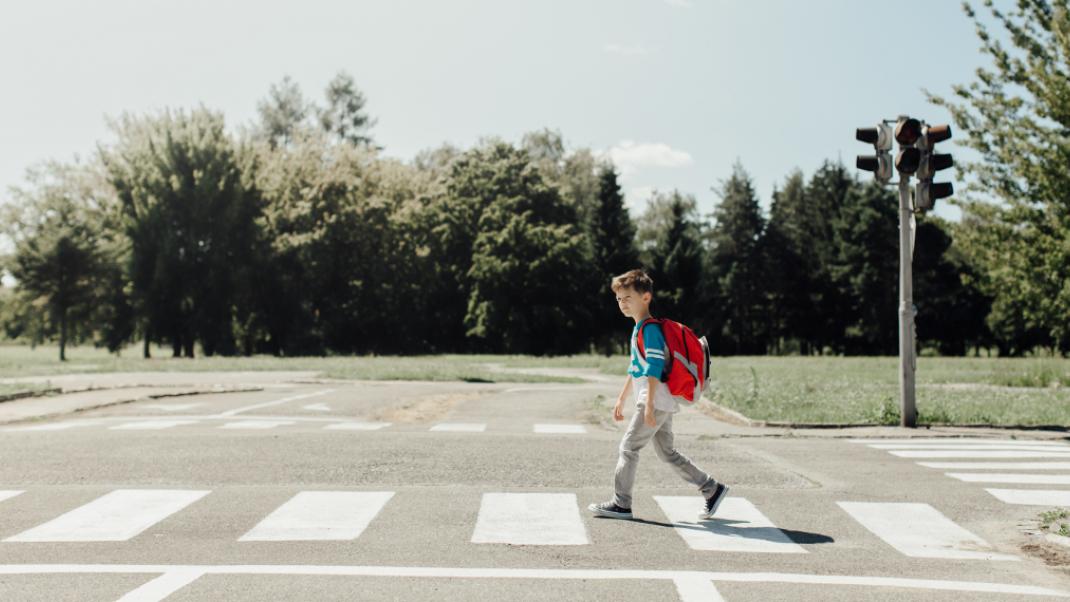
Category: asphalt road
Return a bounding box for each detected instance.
[0,375,1068,601]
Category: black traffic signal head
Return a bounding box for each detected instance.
[896,147,921,174]
[895,118,922,146]
[855,123,893,182]
[915,181,954,211]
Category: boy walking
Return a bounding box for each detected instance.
[588,269,729,520]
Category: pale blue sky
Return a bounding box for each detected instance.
[0,0,993,221]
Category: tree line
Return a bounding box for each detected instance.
[1,2,1067,359]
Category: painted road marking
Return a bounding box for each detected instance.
[837,502,1016,560]
[472,493,587,545]
[533,424,587,434]
[947,473,1070,485]
[986,489,1070,506]
[115,570,205,602]
[3,564,1058,600]
[654,496,806,554]
[239,491,394,542]
[219,420,296,430]
[850,438,1065,446]
[889,450,1070,459]
[430,423,486,432]
[872,444,1068,452]
[0,491,23,504]
[4,420,99,431]
[324,422,391,431]
[4,489,209,542]
[919,461,1070,470]
[303,403,331,412]
[142,403,204,412]
[219,389,335,417]
[109,420,199,430]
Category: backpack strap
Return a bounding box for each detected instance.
[636,317,659,359]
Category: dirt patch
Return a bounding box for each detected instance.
[1023,541,1070,566]
[371,391,490,424]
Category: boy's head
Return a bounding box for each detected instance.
[611,269,653,319]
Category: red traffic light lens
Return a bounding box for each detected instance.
[895,118,922,145]
[896,148,920,173]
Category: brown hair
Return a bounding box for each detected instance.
[611,269,654,295]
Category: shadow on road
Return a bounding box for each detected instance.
[597,516,835,545]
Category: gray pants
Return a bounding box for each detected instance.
[613,406,718,509]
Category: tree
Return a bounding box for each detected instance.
[433,142,596,354]
[708,163,768,354]
[590,164,640,352]
[256,76,310,149]
[102,108,258,358]
[318,71,377,147]
[2,161,114,360]
[764,170,810,353]
[929,1,1070,354]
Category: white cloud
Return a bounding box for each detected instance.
[663,0,694,6]
[601,140,694,177]
[603,43,651,56]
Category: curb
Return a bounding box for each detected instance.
[0,385,264,426]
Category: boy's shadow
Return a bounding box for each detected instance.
[598,516,834,546]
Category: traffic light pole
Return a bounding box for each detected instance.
[897,175,917,427]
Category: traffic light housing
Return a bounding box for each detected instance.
[856,123,893,183]
[914,124,953,211]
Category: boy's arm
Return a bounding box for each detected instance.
[613,376,631,421]
[643,376,659,426]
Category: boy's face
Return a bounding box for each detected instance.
[614,286,651,318]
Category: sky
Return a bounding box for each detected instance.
[0,0,993,222]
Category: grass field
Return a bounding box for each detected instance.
[1,344,1068,427]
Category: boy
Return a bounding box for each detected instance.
[588,269,729,521]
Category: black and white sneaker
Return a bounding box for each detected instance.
[588,500,633,520]
[699,483,730,520]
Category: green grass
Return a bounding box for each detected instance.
[0,345,583,384]
[3,344,1069,427]
[702,356,1070,426]
[1040,509,1070,537]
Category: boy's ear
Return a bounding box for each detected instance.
[642,291,653,304]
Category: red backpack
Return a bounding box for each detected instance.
[636,317,712,403]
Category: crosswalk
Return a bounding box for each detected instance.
[851,437,1070,508]
[0,487,1016,561]
[0,419,592,434]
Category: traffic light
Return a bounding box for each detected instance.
[855,123,893,183]
[894,117,921,174]
[914,124,953,211]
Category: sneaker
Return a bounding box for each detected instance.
[588,500,633,520]
[699,483,730,520]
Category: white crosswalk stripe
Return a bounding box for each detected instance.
[855,438,1070,509]
[889,450,1070,458]
[219,420,296,429]
[837,501,1017,560]
[472,493,587,545]
[918,461,1070,470]
[324,422,392,431]
[4,420,98,431]
[654,496,806,554]
[239,491,395,541]
[533,424,587,434]
[4,489,209,542]
[946,472,1070,485]
[0,490,23,504]
[109,420,200,430]
[430,423,486,432]
[985,488,1070,506]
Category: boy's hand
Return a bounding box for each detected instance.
[644,405,656,427]
[613,400,624,422]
